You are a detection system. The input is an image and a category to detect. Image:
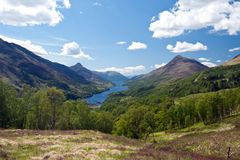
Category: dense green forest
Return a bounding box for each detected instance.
[1,79,240,139]
[1,64,240,139]
[112,88,240,138]
[0,81,114,133]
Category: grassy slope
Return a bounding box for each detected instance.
[0,130,144,160]
[0,115,239,160]
[127,115,240,160]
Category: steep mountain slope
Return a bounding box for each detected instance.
[94,71,128,84]
[102,62,240,114]
[0,39,106,98]
[129,55,208,88]
[223,54,240,66]
[70,63,113,90]
[126,63,240,98]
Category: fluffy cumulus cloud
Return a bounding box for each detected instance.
[167,41,207,53]
[149,0,240,38]
[198,57,210,62]
[0,0,71,26]
[0,35,48,56]
[154,63,166,69]
[229,47,240,52]
[97,65,146,76]
[61,42,93,60]
[201,62,217,68]
[128,41,147,51]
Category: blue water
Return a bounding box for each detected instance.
[86,81,128,106]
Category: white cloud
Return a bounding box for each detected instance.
[96,65,146,76]
[216,60,222,63]
[116,41,127,45]
[201,61,217,68]
[0,0,71,26]
[154,63,166,69]
[167,41,207,53]
[128,41,147,51]
[149,0,240,38]
[93,2,102,6]
[0,35,48,56]
[0,35,94,62]
[61,42,93,60]
[229,47,240,52]
[63,0,71,9]
[198,57,210,62]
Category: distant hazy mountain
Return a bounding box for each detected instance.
[129,55,208,87]
[0,38,109,98]
[94,71,128,84]
[223,54,240,66]
[70,63,112,89]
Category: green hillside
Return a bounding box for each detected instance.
[100,63,240,142]
[127,63,240,98]
[102,63,240,115]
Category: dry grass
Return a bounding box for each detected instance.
[129,115,240,160]
[1,116,239,160]
[0,130,144,160]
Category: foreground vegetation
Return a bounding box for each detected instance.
[0,130,143,160]
[128,115,240,160]
[0,115,239,160]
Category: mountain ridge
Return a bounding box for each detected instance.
[70,63,113,90]
[128,55,208,88]
[0,39,109,98]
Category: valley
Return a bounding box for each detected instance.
[1,0,240,159]
[0,39,240,159]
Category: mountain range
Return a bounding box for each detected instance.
[125,54,240,98]
[1,38,239,100]
[0,38,111,98]
[102,54,240,116]
[128,55,208,88]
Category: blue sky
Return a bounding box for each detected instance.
[0,0,240,76]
